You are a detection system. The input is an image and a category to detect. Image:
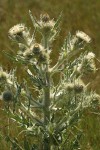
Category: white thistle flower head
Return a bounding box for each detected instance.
[0,67,9,83]
[8,24,29,41]
[77,53,96,74]
[0,67,15,86]
[76,31,91,43]
[84,52,95,60]
[0,71,8,82]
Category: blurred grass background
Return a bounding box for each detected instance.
[0,0,100,149]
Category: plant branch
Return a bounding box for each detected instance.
[50,48,85,75]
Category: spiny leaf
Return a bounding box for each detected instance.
[29,10,41,27]
[53,11,63,30]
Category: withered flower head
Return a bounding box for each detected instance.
[2,91,13,102]
[74,84,84,93]
[76,31,91,43]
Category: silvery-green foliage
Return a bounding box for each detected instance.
[0,11,100,150]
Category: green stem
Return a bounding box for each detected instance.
[43,34,48,49]
[43,64,51,150]
[44,70,50,124]
[43,35,51,150]
[7,111,10,149]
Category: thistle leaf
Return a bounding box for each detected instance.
[53,11,63,30]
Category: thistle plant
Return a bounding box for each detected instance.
[0,11,100,150]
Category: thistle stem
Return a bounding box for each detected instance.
[44,69,50,124]
[43,35,51,150]
[43,34,48,49]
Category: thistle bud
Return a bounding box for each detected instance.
[74,84,84,93]
[65,80,85,93]
[35,14,55,35]
[2,91,13,102]
[31,43,42,56]
[41,13,50,22]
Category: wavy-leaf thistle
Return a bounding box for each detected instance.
[1,11,100,150]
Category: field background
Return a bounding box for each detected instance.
[0,0,100,149]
